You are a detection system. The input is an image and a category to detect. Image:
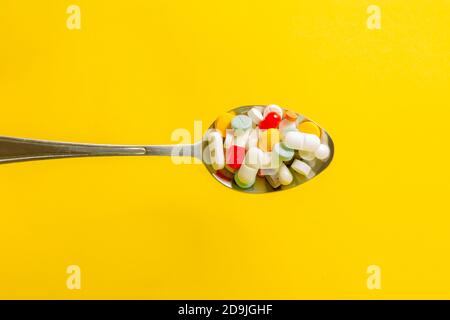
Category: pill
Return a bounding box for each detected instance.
[291,159,311,177]
[234,129,250,148]
[259,168,279,176]
[234,175,251,188]
[235,163,258,188]
[215,112,235,137]
[284,131,320,152]
[278,162,293,185]
[258,151,272,168]
[208,130,225,170]
[284,131,304,149]
[245,147,263,169]
[273,142,294,162]
[247,107,264,125]
[283,156,295,166]
[258,128,280,152]
[246,128,259,150]
[224,130,234,149]
[315,144,330,160]
[225,145,246,171]
[263,104,283,118]
[210,105,329,191]
[284,111,298,121]
[253,106,265,113]
[279,111,298,139]
[298,150,315,161]
[231,115,252,133]
[266,174,281,188]
[298,121,321,138]
[302,133,321,152]
[259,151,281,170]
[259,112,282,130]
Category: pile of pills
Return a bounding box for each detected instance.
[207,105,331,190]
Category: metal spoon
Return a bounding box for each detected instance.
[0,105,333,193]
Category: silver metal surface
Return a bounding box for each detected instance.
[0,105,334,194]
[0,136,199,164]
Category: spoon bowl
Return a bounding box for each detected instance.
[201,105,334,194]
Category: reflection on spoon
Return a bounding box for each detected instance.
[0,105,333,193]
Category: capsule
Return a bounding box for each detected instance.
[215,112,235,137]
[266,174,281,188]
[247,107,264,125]
[279,111,298,139]
[263,104,283,118]
[291,159,311,177]
[284,131,320,152]
[315,144,331,160]
[278,162,294,185]
[208,130,225,170]
[246,128,259,150]
[273,142,294,162]
[224,130,234,149]
[225,145,246,171]
[235,163,258,189]
[298,150,315,161]
[244,147,264,169]
[258,128,280,152]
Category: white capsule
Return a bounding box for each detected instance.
[284,131,320,152]
[246,128,258,150]
[208,130,225,170]
[284,131,304,150]
[245,147,263,169]
[263,104,283,118]
[247,107,264,125]
[253,106,265,113]
[302,133,321,152]
[291,159,311,177]
[279,120,298,140]
[224,130,234,149]
[234,129,250,148]
[315,144,330,160]
[259,151,271,168]
[298,150,315,161]
[236,163,258,187]
[259,151,281,170]
[278,162,293,185]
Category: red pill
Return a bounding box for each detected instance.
[259,112,281,129]
[225,145,246,170]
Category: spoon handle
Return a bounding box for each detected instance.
[0,136,198,165]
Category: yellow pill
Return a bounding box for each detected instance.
[258,128,280,152]
[298,121,321,138]
[214,112,235,137]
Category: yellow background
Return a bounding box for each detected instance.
[0,0,449,299]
